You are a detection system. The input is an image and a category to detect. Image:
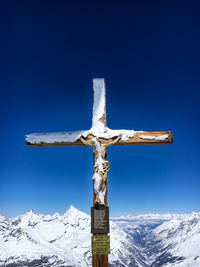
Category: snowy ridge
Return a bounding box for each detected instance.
[0,207,200,267]
[111,212,200,221]
[0,206,146,267]
[111,212,200,267]
[147,212,200,267]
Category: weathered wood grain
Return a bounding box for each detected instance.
[92,254,108,267]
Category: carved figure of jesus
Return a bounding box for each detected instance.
[80,136,121,205]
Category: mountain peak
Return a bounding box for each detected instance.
[62,205,90,223]
[64,205,79,214]
[68,205,76,210]
[0,215,6,221]
[26,208,34,214]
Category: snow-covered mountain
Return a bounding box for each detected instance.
[145,212,200,267]
[0,206,200,267]
[0,206,146,267]
[112,212,200,267]
[111,213,194,222]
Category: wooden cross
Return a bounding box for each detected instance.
[26,78,173,267]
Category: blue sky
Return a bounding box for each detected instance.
[0,1,200,217]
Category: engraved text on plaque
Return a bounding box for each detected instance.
[91,206,109,234]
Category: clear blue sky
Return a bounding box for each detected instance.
[0,1,200,217]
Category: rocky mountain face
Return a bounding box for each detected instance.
[0,207,199,267]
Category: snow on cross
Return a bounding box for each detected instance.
[26,78,173,267]
[26,78,173,205]
[26,79,172,147]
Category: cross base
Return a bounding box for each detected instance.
[93,254,108,267]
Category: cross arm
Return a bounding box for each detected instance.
[116,131,173,145]
[26,130,173,147]
[25,131,91,147]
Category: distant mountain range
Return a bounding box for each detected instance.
[0,206,199,267]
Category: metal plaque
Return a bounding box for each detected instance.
[91,206,109,234]
[92,235,110,255]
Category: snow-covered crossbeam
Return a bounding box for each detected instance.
[26,130,173,147]
[26,128,136,146]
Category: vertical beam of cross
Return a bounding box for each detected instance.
[91,79,109,266]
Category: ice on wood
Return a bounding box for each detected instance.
[25,78,136,145]
[92,78,106,130]
[139,134,168,141]
[92,138,104,173]
[26,130,89,144]
[88,127,135,141]
[26,128,136,144]
[92,138,107,204]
